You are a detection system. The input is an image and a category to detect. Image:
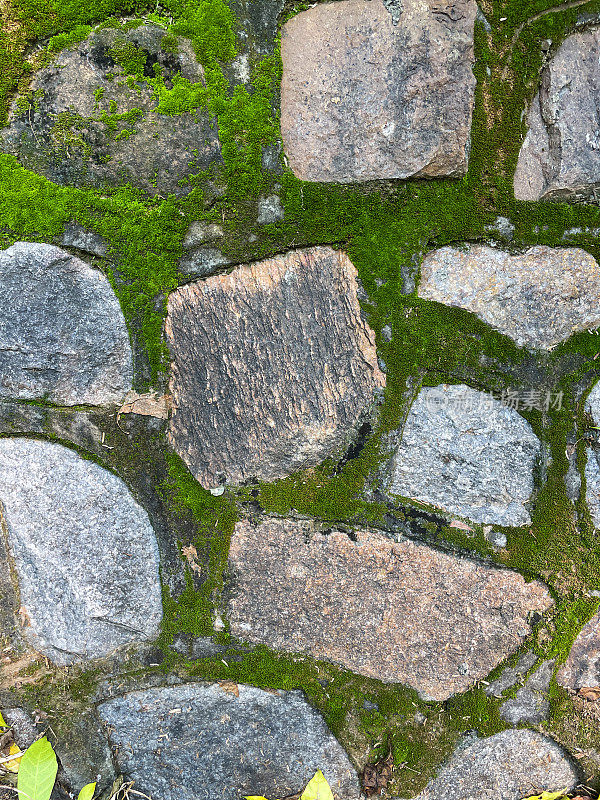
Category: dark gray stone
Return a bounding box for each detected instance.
[484,651,538,698]
[3,708,39,750]
[257,194,283,224]
[1,25,221,199]
[166,247,385,488]
[499,659,554,725]
[585,381,600,529]
[98,683,362,800]
[280,0,477,182]
[400,730,578,800]
[0,438,162,664]
[515,27,600,202]
[0,242,132,405]
[61,223,108,258]
[54,710,117,794]
[178,247,232,277]
[385,384,540,526]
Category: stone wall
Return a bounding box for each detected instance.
[1,1,600,799]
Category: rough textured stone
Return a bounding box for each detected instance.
[514,28,600,202]
[182,222,224,250]
[280,0,477,183]
[98,683,361,800]
[1,25,221,199]
[484,651,537,698]
[557,610,600,691]
[399,730,578,800]
[499,659,554,725]
[227,519,553,701]
[419,245,600,350]
[386,384,540,526]
[177,247,232,277]
[61,223,108,258]
[585,381,600,530]
[0,438,162,664]
[257,194,284,224]
[166,246,385,488]
[0,242,132,405]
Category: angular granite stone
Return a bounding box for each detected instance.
[280,0,477,182]
[515,28,600,202]
[98,683,362,800]
[0,438,162,664]
[166,247,385,488]
[399,730,577,800]
[499,659,554,726]
[557,610,600,691]
[227,519,552,701]
[1,25,221,199]
[0,242,132,405]
[419,245,600,350]
[386,384,540,526]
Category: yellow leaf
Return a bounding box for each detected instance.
[522,791,568,800]
[244,796,272,800]
[301,771,334,800]
[0,710,23,773]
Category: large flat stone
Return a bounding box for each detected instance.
[399,730,578,800]
[557,610,600,691]
[280,0,476,183]
[0,438,162,664]
[419,245,600,350]
[1,25,221,199]
[0,242,132,405]
[227,519,552,701]
[166,247,384,488]
[386,384,540,526]
[514,28,600,202]
[98,683,361,800]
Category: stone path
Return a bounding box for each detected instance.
[0,438,162,664]
[0,243,132,405]
[419,245,600,350]
[166,247,384,488]
[386,384,540,526]
[227,519,552,701]
[98,684,362,800]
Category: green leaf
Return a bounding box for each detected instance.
[522,792,568,800]
[77,783,97,800]
[300,771,334,800]
[244,796,271,800]
[17,738,58,800]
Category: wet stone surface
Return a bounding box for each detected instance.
[227,518,552,701]
[98,683,362,800]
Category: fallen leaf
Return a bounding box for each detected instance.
[449,520,473,532]
[578,686,600,701]
[301,771,334,800]
[218,681,240,697]
[362,751,394,797]
[0,710,22,772]
[521,791,568,800]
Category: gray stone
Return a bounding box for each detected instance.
[166,247,385,488]
[177,247,232,277]
[1,25,221,199]
[514,27,600,202]
[257,194,284,224]
[485,651,538,697]
[3,708,39,750]
[585,381,600,529]
[280,0,477,183]
[55,710,117,793]
[385,384,540,526]
[0,438,162,664]
[485,216,515,241]
[0,242,132,405]
[98,683,362,800]
[399,730,578,800]
[557,609,600,691]
[182,222,224,250]
[485,529,508,549]
[499,659,554,725]
[227,519,553,701]
[419,245,600,350]
[61,223,108,258]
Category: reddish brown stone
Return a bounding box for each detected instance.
[227,519,553,701]
[166,247,384,488]
[557,610,600,691]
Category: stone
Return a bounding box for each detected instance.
[166,246,385,488]
[0,438,162,664]
[61,223,108,258]
[1,25,221,199]
[485,529,508,549]
[484,651,538,698]
[98,683,362,800]
[499,659,554,725]
[419,245,600,350]
[118,391,171,420]
[385,384,540,527]
[257,194,284,224]
[484,216,515,241]
[557,610,600,691]
[0,242,132,405]
[280,0,477,183]
[182,222,224,250]
[514,28,600,202]
[177,247,232,277]
[227,519,553,701]
[398,730,578,800]
[3,708,39,750]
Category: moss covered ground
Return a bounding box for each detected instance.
[3,0,600,796]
